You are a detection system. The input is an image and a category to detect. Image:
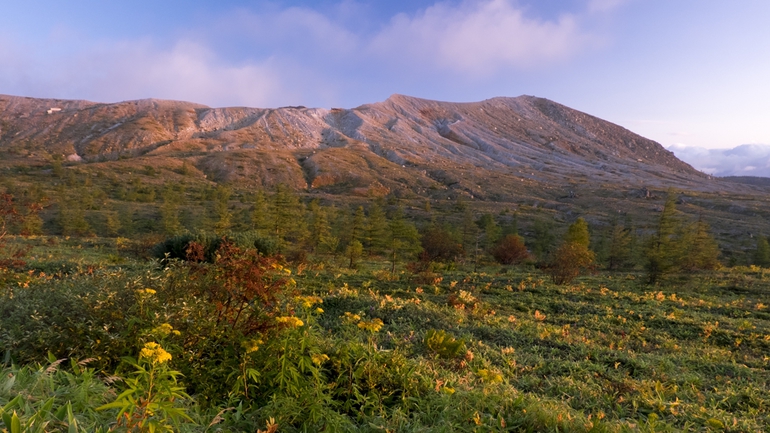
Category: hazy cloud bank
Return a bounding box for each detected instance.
[668,144,770,178]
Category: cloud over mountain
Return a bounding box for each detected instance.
[668,144,770,178]
[368,0,597,76]
[0,1,620,108]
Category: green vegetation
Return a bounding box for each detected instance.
[1,179,769,432]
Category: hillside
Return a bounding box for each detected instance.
[2,93,770,258]
[0,93,701,192]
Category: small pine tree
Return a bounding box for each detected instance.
[564,217,590,248]
[645,193,721,282]
[387,207,422,274]
[351,206,366,245]
[476,213,502,252]
[51,155,64,178]
[212,185,233,235]
[531,218,556,260]
[645,193,683,283]
[366,202,389,255]
[680,219,720,271]
[461,208,477,256]
[346,239,363,269]
[754,236,770,267]
[270,184,307,250]
[308,200,338,256]
[249,190,271,235]
[105,211,122,237]
[605,219,634,271]
[545,218,595,285]
[161,186,182,236]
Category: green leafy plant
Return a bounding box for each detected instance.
[98,342,191,432]
[424,329,466,359]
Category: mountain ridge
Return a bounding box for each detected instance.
[0,92,740,199]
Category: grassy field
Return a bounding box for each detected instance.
[0,237,768,432]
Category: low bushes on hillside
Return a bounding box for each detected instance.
[151,230,278,261]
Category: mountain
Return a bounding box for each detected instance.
[2,93,770,255]
[0,93,707,192]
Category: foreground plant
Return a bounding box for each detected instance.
[98,342,191,432]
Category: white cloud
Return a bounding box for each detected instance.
[0,0,623,107]
[83,40,288,107]
[0,35,290,107]
[668,144,770,177]
[368,0,598,77]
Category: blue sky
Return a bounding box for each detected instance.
[2,1,770,175]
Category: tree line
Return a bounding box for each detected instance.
[1,172,735,284]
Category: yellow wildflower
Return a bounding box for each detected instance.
[297,295,323,309]
[477,369,503,384]
[137,288,156,296]
[151,323,175,337]
[315,307,324,314]
[342,312,361,324]
[276,316,304,328]
[242,338,263,353]
[139,342,172,364]
[311,354,329,365]
[357,318,384,333]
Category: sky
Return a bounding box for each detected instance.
[1,0,769,176]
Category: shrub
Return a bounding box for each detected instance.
[491,234,530,265]
[420,226,463,263]
[151,231,278,262]
[424,329,465,359]
[544,242,595,285]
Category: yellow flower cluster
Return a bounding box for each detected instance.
[136,288,156,296]
[271,263,292,275]
[151,323,181,337]
[241,338,263,354]
[276,316,304,328]
[296,295,323,309]
[458,290,477,304]
[311,354,329,365]
[477,369,503,384]
[357,318,384,333]
[341,312,361,324]
[139,342,172,364]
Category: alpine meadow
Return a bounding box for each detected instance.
[0,93,768,432]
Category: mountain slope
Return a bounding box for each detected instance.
[1,93,706,195]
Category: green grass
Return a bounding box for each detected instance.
[1,246,768,432]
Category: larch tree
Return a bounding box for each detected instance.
[212,185,233,235]
[754,236,770,267]
[366,202,389,256]
[249,190,271,236]
[545,217,595,285]
[604,217,635,271]
[644,192,721,283]
[387,206,422,274]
